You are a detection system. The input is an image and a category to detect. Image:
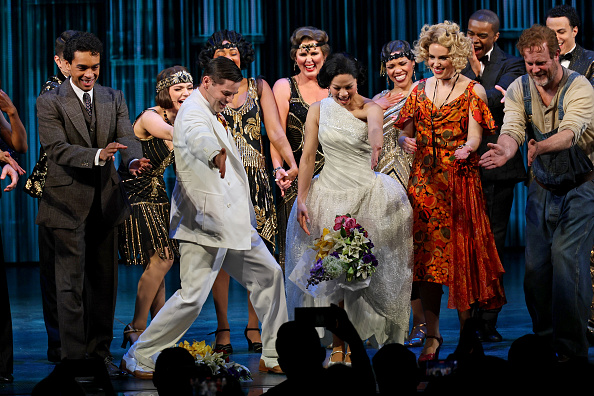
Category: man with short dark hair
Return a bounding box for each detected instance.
[121,57,289,379]
[36,31,148,375]
[462,9,526,342]
[480,24,594,364]
[546,4,594,84]
[28,29,79,364]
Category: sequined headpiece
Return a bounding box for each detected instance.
[380,50,415,76]
[215,42,238,50]
[291,41,326,53]
[156,70,194,93]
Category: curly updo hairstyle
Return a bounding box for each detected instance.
[198,29,254,70]
[317,52,366,89]
[289,26,331,60]
[414,21,472,72]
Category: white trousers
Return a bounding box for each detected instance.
[128,227,288,370]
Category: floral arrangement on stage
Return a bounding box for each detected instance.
[178,340,252,382]
[306,214,377,289]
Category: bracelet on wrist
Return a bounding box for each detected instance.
[457,143,469,150]
[272,166,284,178]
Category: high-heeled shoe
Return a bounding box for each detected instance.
[244,327,263,353]
[121,324,144,348]
[418,335,443,362]
[209,329,233,354]
[327,350,346,367]
[404,323,427,347]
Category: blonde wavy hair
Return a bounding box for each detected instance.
[414,21,472,72]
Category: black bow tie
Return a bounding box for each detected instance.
[479,55,490,64]
[560,52,573,62]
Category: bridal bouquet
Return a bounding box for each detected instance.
[306,214,378,288]
[178,340,252,382]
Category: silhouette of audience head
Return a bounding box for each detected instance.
[153,347,199,396]
[372,343,420,395]
[276,320,326,376]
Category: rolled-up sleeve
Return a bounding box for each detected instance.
[558,75,594,146]
[499,77,527,147]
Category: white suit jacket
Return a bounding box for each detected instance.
[169,88,256,250]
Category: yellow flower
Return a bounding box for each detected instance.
[313,228,335,260]
[178,340,213,359]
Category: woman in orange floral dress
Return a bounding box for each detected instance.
[395,21,506,362]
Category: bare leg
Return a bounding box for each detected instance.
[130,251,174,343]
[212,269,231,345]
[418,281,443,356]
[411,298,426,327]
[245,291,262,343]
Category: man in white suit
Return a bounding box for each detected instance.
[121,57,289,378]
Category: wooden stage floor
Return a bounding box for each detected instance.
[1,248,592,394]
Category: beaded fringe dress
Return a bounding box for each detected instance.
[222,78,277,253]
[285,98,413,345]
[277,76,325,270]
[118,109,179,266]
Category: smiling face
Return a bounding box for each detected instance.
[523,42,560,88]
[67,50,100,91]
[213,40,242,68]
[168,82,194,112]
[329,73,358,107]
[467,19,499,60]
[200,75,240,113]
[295,39,326,79]
[385,55,415,90]
[427,43,455,79]
[546,16,577,55]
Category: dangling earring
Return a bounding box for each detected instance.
[293,62,298,73]
[413,70,417,82]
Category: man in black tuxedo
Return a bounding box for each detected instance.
[36,32,149,376]
[462,9,527,342]
[546,4,594,85]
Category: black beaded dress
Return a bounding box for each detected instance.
[222,78,277,253]
[277,76,325,269]
[118,109,179,266]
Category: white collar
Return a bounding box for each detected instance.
[483,47,494,62]
[69,78,93,104]
[196,87,216,115]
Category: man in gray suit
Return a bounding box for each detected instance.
[36,32,148,375]
[121,57,288,379]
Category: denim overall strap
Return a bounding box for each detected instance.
[522,72,593,189]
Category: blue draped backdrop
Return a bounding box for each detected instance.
[0,0,591,262]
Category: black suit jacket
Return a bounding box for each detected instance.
[567,44,594,86]
[35,79,142,229]
[463,44,527,182]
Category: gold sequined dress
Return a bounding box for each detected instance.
[374,90,413,189]
[277,76,325,268]
[222,78,277,252]
[118,109,179,266]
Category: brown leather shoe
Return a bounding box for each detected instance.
[120,357,154,380]
[259,358,284,374]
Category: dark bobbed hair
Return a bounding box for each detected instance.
[55,30,79,57]
[63,31,103,63]
[289,26,331,60]
[380,40,414,75]
[202,57,243,85]
[198,29,254,70]
[546,4,580,29]
[469,9,501,33]
[317,52,366,89]
[155,65,192,109]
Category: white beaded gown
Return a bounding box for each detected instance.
[285,97,413,345]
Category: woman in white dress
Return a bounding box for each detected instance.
[285,53,413,365]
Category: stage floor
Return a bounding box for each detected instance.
[1,248,592,395]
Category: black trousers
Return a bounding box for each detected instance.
[52,204,118,360]
[39,223,60,349]
[0,234,13,375]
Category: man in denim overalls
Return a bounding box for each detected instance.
[480,25,594,364]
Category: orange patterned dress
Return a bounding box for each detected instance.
[395,79,506,311]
